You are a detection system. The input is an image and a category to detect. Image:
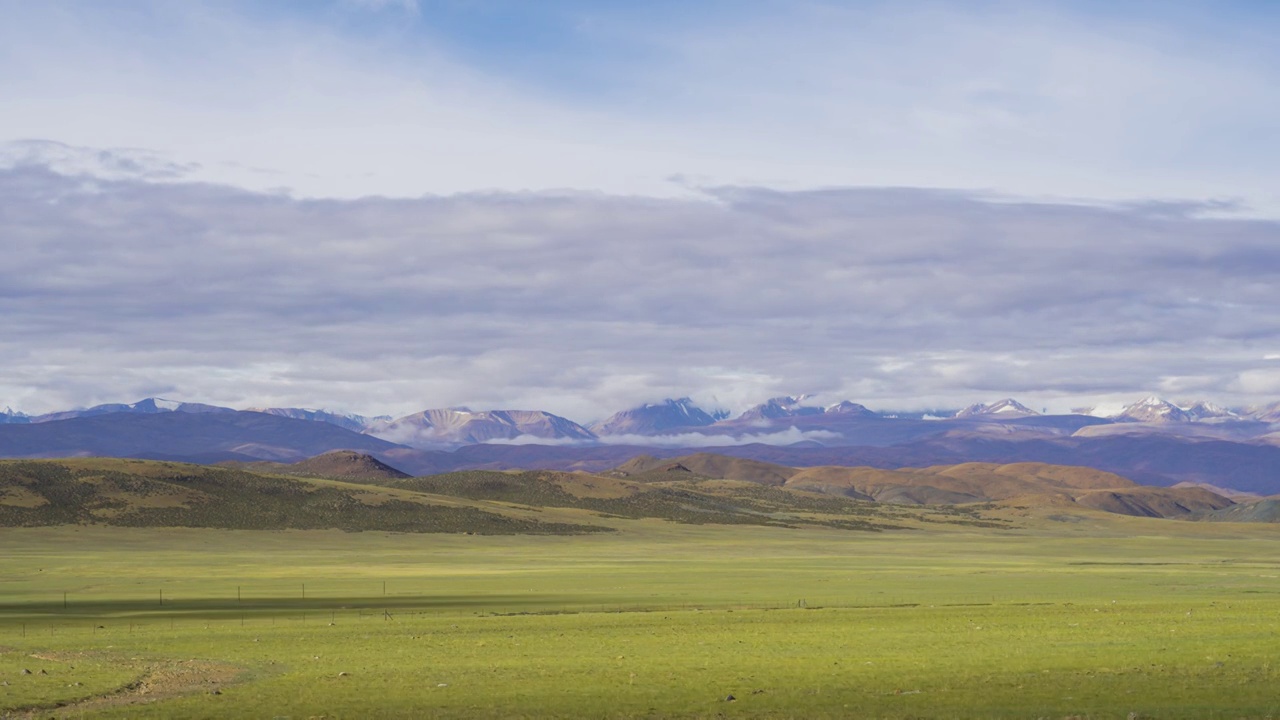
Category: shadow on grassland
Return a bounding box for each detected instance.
[0,594,581,620]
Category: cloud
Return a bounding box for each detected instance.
[0,2,1277,209]
[343,0,418,11]
[595,428,843,449]
[2,162,1279,419]
[0,140,201,181]
[482,435,589,447]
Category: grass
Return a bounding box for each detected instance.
[0,459,608,535]
[2,517,1280,718]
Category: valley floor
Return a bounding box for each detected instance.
[1,519,1278,718]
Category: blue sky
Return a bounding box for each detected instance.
[1,1,1279,418]
[3,0,1278,204]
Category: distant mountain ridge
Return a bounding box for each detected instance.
[738,395,827,422]
[6,393,1277,439]
[3,393,1280,481]
[589,398,726,435]
[1113,396,1195,423]
[0,410,405,463]
[955,398,1039,418]
[28,397,236,424]
[1077,396,1248,423]
[247,407,390,433]
[5,392,1280,494]
[368,408,595,448]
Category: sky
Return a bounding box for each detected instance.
[1,0,1279,421]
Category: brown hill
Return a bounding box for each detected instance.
[1199,498,1280,523]
[783,462,1137,504]
[1073,486,1234,518]
[391,469,911,531]
[607,454,1235,520]
[610,453,796,486]
[289,451,410,481]
[223,451,410,483]
[0,458,602,534]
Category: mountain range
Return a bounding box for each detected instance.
[4,394,1280,494]
[6,394,1278,439]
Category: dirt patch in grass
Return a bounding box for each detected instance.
[0,486,47,508]
[7,652,245,719]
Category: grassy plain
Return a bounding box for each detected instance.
[1,516,1278,718]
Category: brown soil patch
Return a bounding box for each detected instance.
[9,652,245,719]
[0,486,48,508]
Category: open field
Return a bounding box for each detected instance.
[2,517,1279,718]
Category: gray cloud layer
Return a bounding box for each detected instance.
[2,157,1279,419]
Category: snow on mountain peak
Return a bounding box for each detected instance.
[954,398,1038,418]
[1182,401,1240,421]
[1115,396,1193,423]
[823,400,877,417]
[737,395,825,422]
[589,398,718,436]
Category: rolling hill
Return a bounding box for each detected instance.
[225,450,411,482]
[0,458,602,534]
[0,450,1259,535]
[604,454,1237,519]
[388,469,952,531]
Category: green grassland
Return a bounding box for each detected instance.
[2,518,1279,719]
[1,458,1279,718]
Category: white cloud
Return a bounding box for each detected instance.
[2,164,1279,419]
[0,3,1276,211]
[343,0,418,11]
[596,428,843,449]
[483,435,589,447]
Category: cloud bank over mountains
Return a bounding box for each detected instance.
[3,2,1279,421]
[2,159,1279,419]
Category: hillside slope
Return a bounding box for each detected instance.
[1197,499,1280,523]
[610,453,797,486]
[0,459,602,534]
[390,469,992,531]
[226,451,410,482]
[606,455,1235,520]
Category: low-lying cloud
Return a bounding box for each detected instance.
[595,428,844,448]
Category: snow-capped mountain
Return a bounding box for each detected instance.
[248,407,390,433]
[1113,396,1195,423]
[737,395,826,422]
[368,408,596,448]
[589,398,725,436]
[1073,398,1249,423]
[1248,401,1280,423]
[954,398,1039,419]
[32,398,236,423]
[823,400,878,417]
[1182,401,1239,421]
[0,407,31,424]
